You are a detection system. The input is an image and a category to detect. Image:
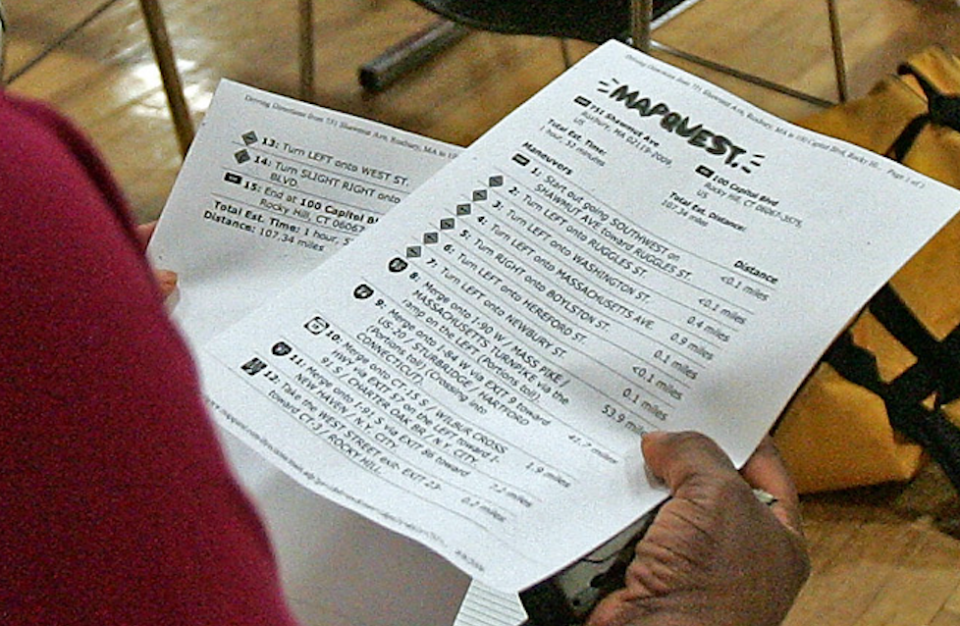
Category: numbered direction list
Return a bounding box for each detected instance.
[150,80,459,348]
[199,42,960,591]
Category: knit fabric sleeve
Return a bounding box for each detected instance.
[0,92,301,626]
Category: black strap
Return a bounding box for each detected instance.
[823,329,960,493]
[869,285,960,406]
[885,63,960,161]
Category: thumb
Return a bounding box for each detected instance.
[641,431,739,496]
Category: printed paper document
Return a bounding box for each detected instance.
[192,42,960,591]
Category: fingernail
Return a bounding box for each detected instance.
[640,430,666,449]
[641,430,666,442]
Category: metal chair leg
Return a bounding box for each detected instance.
[627,0,847,107]
[299,0,314,101]
[559,39,573,69]
[631,0,653,52]
[358,19,470,92]
[827,0,849,102]
[139,0,194,156]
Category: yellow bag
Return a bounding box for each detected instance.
[773,46,960,494]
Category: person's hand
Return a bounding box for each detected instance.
[587,431,810,626]
[135,221,177,299]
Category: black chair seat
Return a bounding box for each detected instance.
[413,0,690,43]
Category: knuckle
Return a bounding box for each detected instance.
[669,430,716,451]
[697,469,749,507]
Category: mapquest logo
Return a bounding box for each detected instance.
[597,77,765,173]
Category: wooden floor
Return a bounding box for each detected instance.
[4,0,960,624]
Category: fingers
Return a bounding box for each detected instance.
[135,221,177,300]
[740,436,803,535]
[740,437,794,501]
[136,221,158,251]
[154,269,178,300]
[588,431,810,626]
[641,431,738,495]
[644,431,803,537]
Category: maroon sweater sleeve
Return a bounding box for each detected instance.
[0,92,301,626]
